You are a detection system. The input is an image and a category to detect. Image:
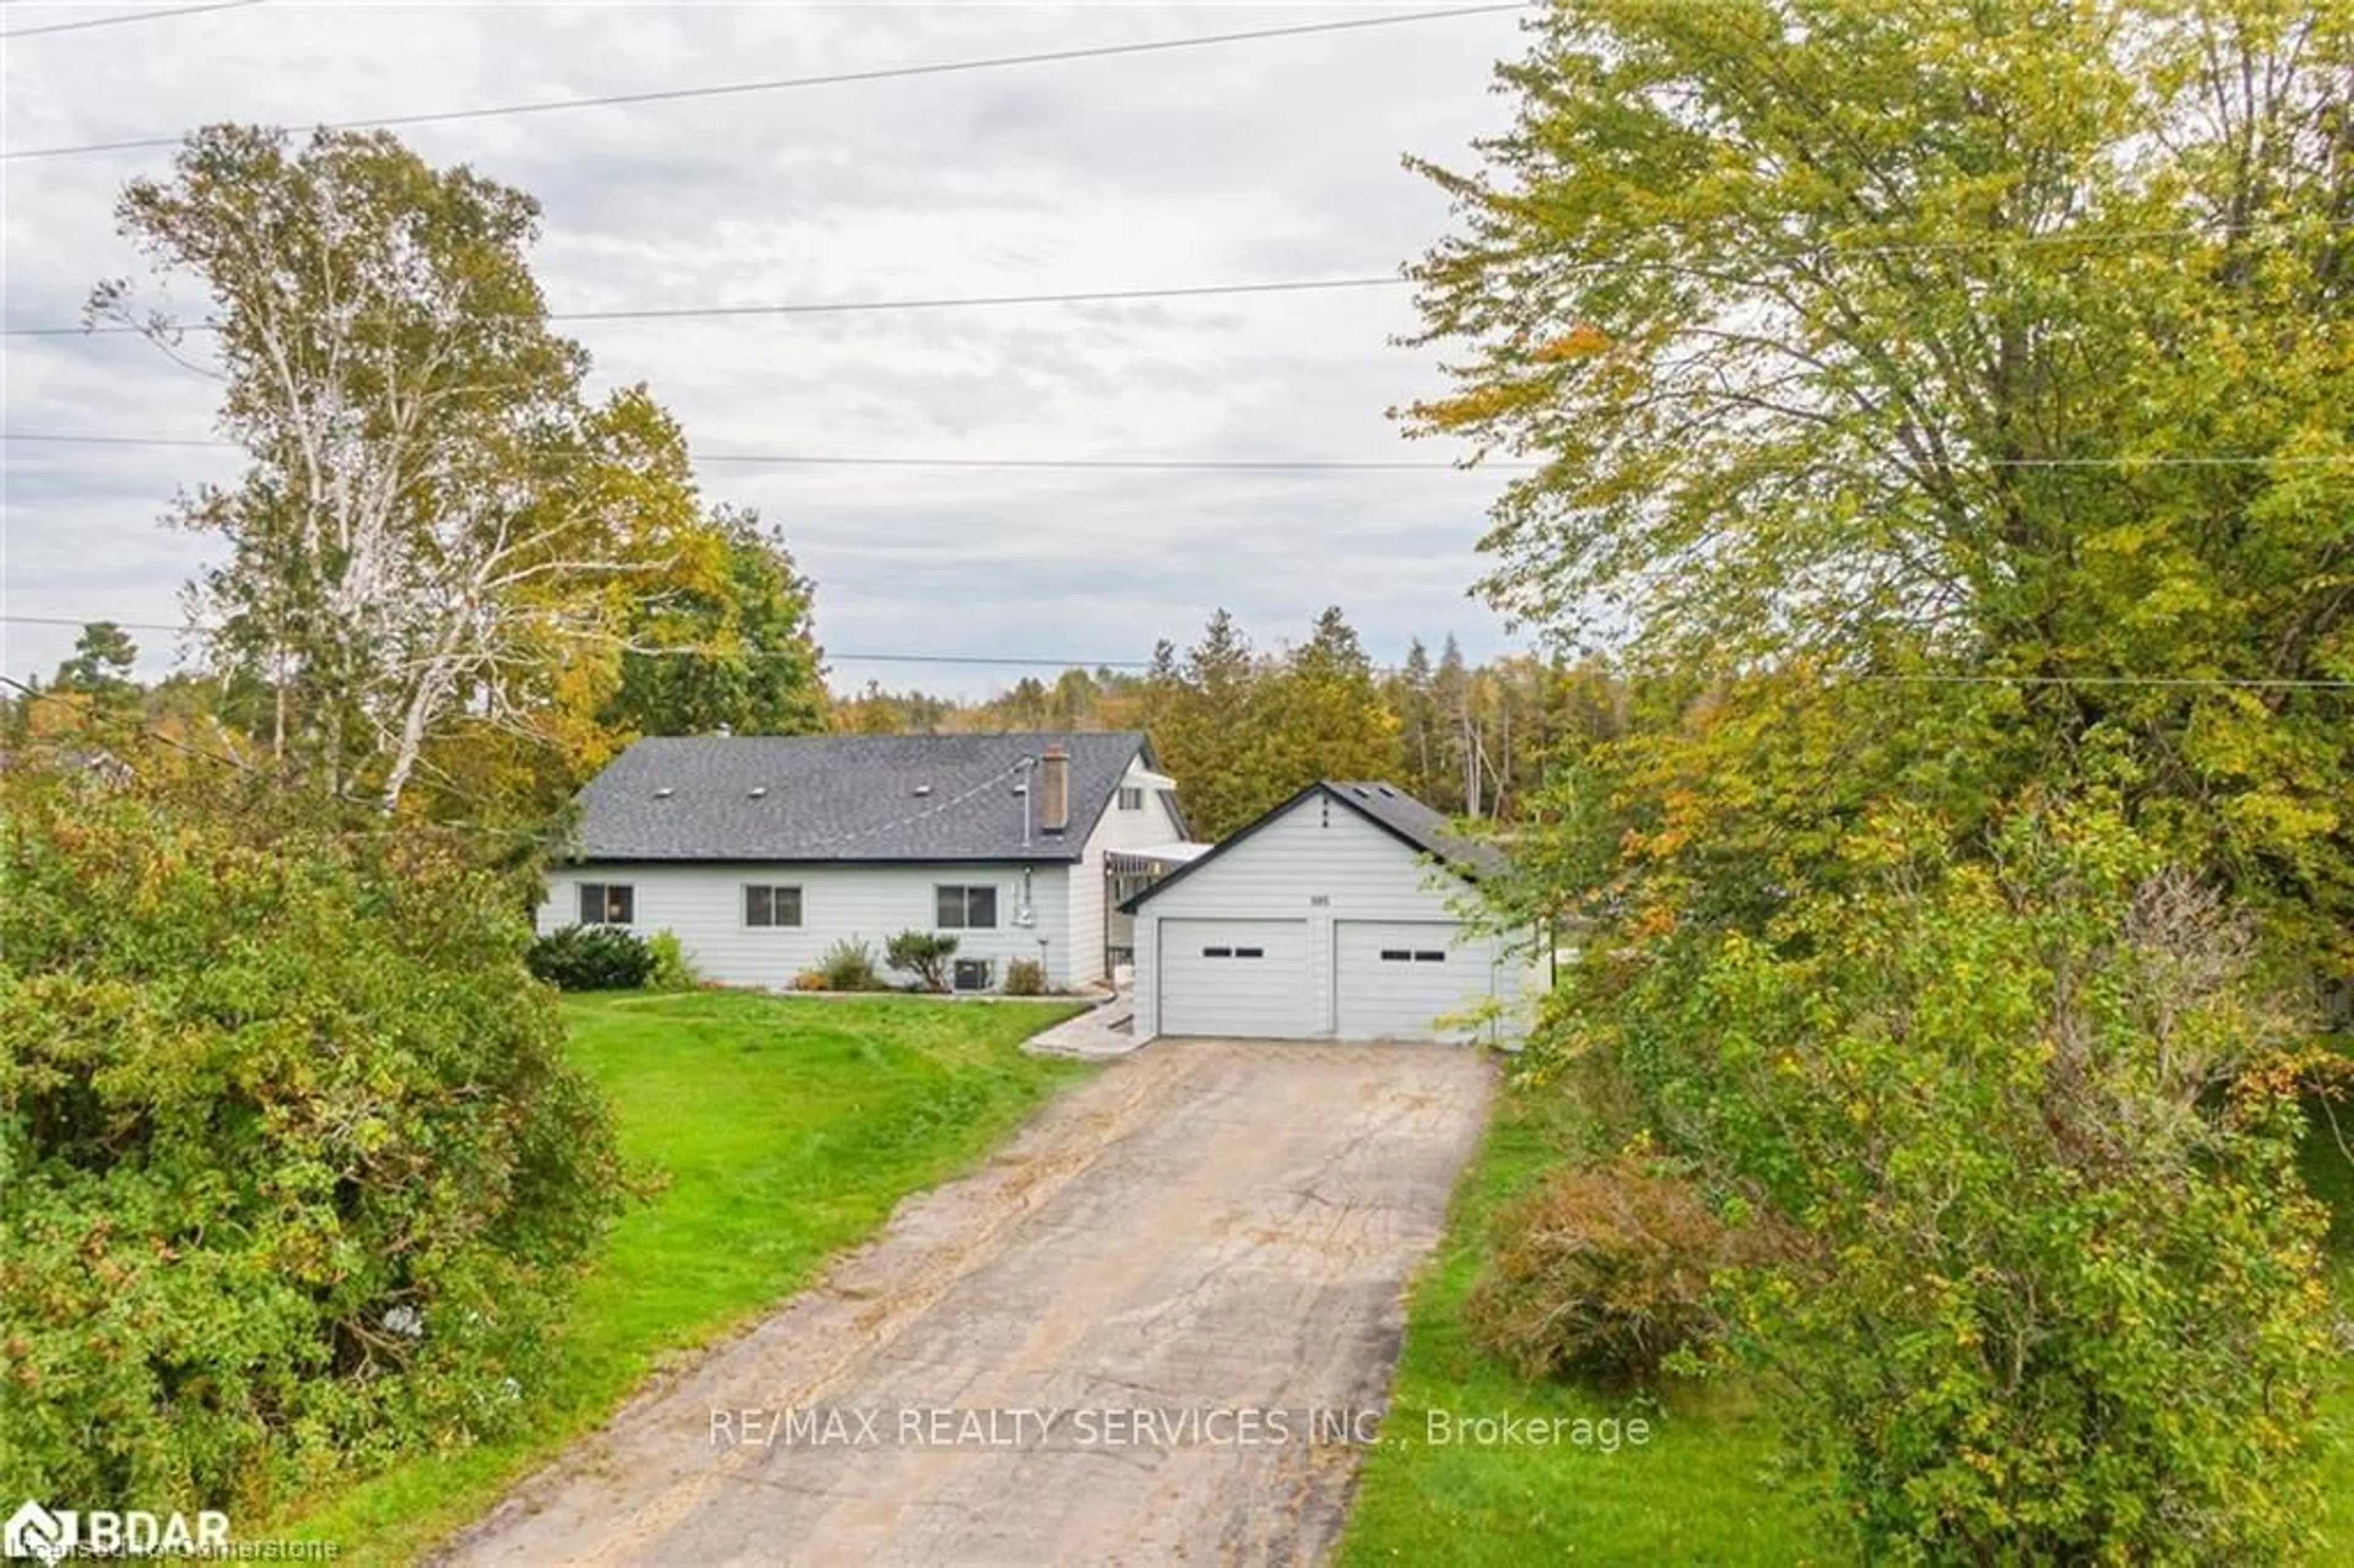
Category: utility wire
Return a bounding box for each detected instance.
[5,429,2346,472]
[2,276,1409,338]
[0,0,261,40]
[2,4,1529,161]
[10,222,2338,336]
[4,615,2350,688]
[0,613,1154,669]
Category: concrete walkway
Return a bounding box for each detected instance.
[1022,986,1144,1060]
[443,1039,1495,1567]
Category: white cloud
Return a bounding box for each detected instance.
[2,1,1528,694]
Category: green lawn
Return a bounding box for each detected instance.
[2303,1071,2354,1557]
[283,990,1091,1563]
[1343,1068,2354,1566]
[1338,1081,1818,1566]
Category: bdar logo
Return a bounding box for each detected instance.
[2,1500,75,1566]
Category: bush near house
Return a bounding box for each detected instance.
[1002,958,1048,996]
[885,931,959,993]
[644,930,701,992]
[817,938,886,992]
[0,777,625,1512]
[526,924,657,991]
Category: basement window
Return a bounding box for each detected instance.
[953,958,995,992]
[577,883,634,926]
[743,885,804,928]
[936,885,999,930]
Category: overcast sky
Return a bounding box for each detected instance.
[2,1,1529,698]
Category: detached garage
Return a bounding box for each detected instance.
[1122,780,1542,1045]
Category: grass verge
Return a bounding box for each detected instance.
[1338,1075,1816,1565]
[1345,1059,2354,1565]
[2303,1066,2354,1557]
[281,989,1090,1564]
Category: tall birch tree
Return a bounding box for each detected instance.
[94,124,707,813]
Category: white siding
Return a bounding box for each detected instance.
[537,860,1076,990]
[1063,759,1189,986]
[1133,793,1541,1042]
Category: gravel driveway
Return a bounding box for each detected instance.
[443,1038,1494,1567]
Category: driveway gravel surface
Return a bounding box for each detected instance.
[443,1038,1494,1567]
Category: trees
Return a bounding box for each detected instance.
[1135,607,1400,839]
[1249,606,1400,804]
[52,620,138,698]
[1598,805,2331,1559]
[1404,0,2353,972]
[1412,2,2352,1551]
[0,771,624,1507]
[96,125,707,815]
[603,504,828,740]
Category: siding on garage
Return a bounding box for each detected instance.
[537,860,1076,990]
[1065,759,1190,987]
[1133,791,1540,1041]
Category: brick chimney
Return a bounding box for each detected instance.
[1038,744,1070,834]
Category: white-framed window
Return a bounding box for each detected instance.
[1118,786,1145,810]
[578,882,635,926]
[1378,948,1447,963]
[936,885,999,929]
[744,884,803,928]
[952,958,995,992]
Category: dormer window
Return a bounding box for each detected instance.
[1118,786,1145,811]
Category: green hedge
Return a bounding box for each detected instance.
[0,780,626,1510]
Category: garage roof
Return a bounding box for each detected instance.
[1119,780,1507,911]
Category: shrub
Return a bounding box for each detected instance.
[1566,802,2334,1561]
[885,929,959,992]
[645,929,702,991]
[1002,957,1048,996]
[1466,1158,1758,1385]
[790,968,830,992]
[0,777,625,1512]
[526,923,656,991]
[818,938,884,992]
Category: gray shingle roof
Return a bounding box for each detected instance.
[561,732,1152,863]
[1325,780,1512,880]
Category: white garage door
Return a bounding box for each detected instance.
[1335,921,1488,1041]
[1159,919,1312,1038]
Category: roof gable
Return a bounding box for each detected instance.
[1121,780,1506,911]
[563,732,1151,863]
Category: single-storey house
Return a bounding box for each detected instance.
[1121,780,1542,1044]
[538,731,1197,992]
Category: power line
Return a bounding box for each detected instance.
[0,0,261,40]
[12,221,2338,337]
[6,614,2351,688]
[6,429,2347,472]
[2,3,1529,162]
[0,613,1154,669]
[2,275,1409,338]
[0,430,1501,472]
